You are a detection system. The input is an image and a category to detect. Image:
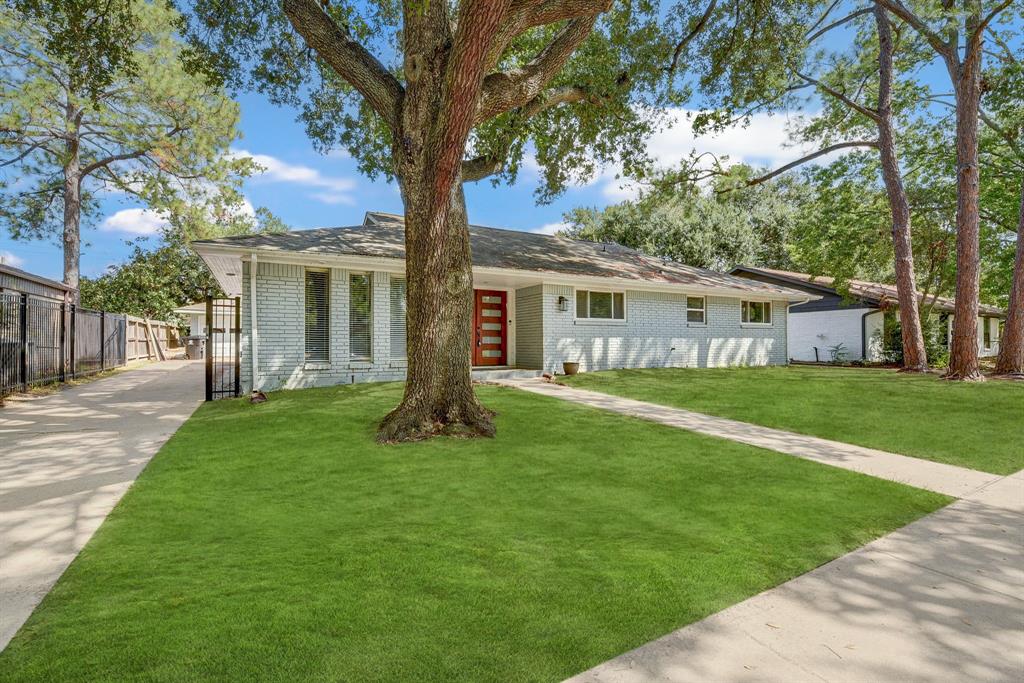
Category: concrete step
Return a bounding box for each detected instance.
[472,368,543,381]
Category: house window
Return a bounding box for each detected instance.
[686,296,705,324]
[390,276,407,359]
[575,289,625,320]
[741,300,772,325]
[349,273,372,360]
[983,317,992,348]
[304,269,330,362]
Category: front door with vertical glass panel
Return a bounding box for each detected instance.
[473,290,507,366]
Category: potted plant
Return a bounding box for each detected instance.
[562,361,580,375]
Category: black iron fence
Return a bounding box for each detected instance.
[1,293,128,396]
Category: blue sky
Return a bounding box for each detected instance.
[0,90,809,282]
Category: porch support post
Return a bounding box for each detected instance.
[249,253,259,392]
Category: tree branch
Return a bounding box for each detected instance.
[806,7,873,43]
[795,71,879,122]
[719,140,880,192]
[667,0,718,76]
[872,0,954,61]
[476,13,599,124]
[281,0,403,130]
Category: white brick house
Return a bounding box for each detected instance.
[192,212,812,393]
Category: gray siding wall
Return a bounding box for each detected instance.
[514,285,543,369]
[240,262,404,392]
[540,285,788,373]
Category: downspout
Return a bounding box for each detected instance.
[249,252,259,391]
[861,309,875,361]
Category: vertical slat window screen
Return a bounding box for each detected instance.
[304,269,330,361]
[350,273,372,360]
[390,276,407,359]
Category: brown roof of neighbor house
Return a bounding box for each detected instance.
[731,266,1005,317]
[193,212,811,299]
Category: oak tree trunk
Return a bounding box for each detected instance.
[376,1,507,442]
[994,178,1024,376]
[946,2,984,381]
[875,5,928,371]
[376,180,495,442]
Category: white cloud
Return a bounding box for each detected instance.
[309,191,356,206]
[100,208,170,235]
[530,221,568,236]
[0,250,25,268]
[580,108,824,202]
[231,148,357,205]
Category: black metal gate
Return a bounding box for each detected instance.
[205,297,241,401]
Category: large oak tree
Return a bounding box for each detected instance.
[187,0,810,441]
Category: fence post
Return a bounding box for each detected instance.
[69,305,76,379]
[19,293,28,392]
[100,310,106,371]
[205,296,213,401]
[60,302,67,382]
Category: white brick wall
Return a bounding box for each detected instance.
[240,262,405,392]
[540,285,788,374]
[240,263,792,392]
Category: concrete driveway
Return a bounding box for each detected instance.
[0,360,204,650]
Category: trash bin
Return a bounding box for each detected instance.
[185,336,206,360]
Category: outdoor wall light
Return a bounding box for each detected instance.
[557,295,569,312]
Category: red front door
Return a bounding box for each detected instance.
[473,290,507,366]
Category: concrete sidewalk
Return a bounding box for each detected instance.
[0,361,204,650]
[490,380,1024,682]
[568,476,1023,683]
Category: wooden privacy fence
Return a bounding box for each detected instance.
[0,294,180,396]
[125,316,180,362]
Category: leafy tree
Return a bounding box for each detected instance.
[186,0,814,441]
[80,209,286,321]
[563,173,805,271]
[79,237,223,322]
[0,0,258,301]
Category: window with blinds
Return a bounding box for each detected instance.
[304,269,330,362]
[349,273,372,360]
[390,276,407,359]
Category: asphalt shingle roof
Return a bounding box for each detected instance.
[733,266,1005,316]
[193,212,807,298]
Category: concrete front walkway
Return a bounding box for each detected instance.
[496,379,1001,497]
[0,361,204,650]
[493,379,1024,682]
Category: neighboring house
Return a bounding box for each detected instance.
[0,263,73,302]
[173,302,207,336]
[191,212,812,393]
[731,266,1006,362]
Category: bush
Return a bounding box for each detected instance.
[877,311,950,368]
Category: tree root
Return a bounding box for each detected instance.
[376,399,496,443]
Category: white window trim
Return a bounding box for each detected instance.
[572,287,627,324]
[686,295,707,327]
[740,299,774,327]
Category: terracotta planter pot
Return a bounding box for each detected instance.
[562,362,580,376]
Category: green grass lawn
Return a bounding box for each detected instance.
[1,383,948,682]
[562,366,1024,475]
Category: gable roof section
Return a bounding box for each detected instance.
[194,213,811,301]
[732,266,1004,317]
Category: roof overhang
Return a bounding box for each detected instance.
[193,243,816,303]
